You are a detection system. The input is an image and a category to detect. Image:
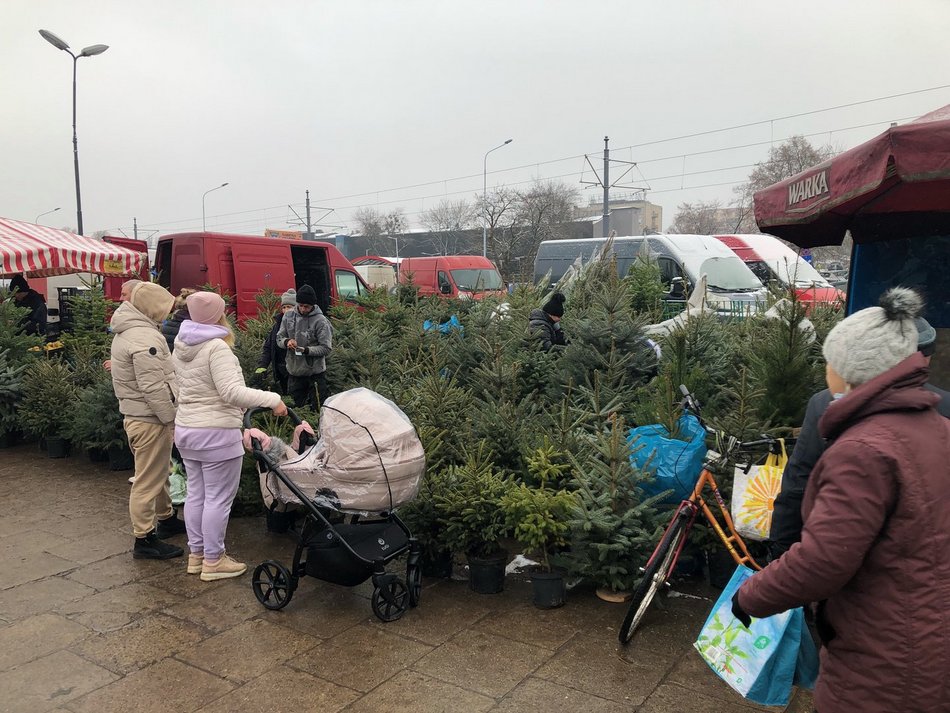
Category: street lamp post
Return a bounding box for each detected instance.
[34,207,61,224]
[202,183,230,231]
[482,138,513,258]
[39,30,108,236]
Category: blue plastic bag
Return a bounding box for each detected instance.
[694,565,819,706]
[627,413,707,503]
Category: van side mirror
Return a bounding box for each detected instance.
[439,282,452,295]
[668,276,686,297]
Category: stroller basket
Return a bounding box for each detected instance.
[305,520,410,586]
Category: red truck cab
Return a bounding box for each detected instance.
[398,255,506,299]
[154,232,368,320]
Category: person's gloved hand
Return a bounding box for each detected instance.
[242,428,271,451]
[731,592,752,628]
[291,422,316,451]
[254,367,267,374]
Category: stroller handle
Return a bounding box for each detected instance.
[243,406,303,429]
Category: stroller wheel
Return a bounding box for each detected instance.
[252,560,294,611]
[372,578,409,622]
[406,563,422,608]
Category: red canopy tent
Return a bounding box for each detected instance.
[0,218,146,278]
[753,105,950,248]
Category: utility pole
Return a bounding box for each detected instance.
[603,136,610,238]
[305,190,312,237]
[581,135,647,238]
[133,217,138,241]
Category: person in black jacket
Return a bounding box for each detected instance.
[161,288,195,353]
[8,274,47,336]
[768,315,950,559]
[528,292,567,352]
[256,288,295,394]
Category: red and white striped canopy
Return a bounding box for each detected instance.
[0,218,146,278]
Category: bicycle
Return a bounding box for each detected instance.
[618,385,790,644]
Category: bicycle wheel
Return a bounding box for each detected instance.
[619,513,689,644]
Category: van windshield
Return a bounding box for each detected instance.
[752,257,830,288]
[700,257,763,292]
[451,268,504,291]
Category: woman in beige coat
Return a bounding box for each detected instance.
[172,292,286,581]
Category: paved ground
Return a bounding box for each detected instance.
[0,443,813,713]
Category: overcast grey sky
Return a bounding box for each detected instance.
[3,0,949,241]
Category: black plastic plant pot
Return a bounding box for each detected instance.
[531,571,566,609]
[467,550,507,594]
[46,436,69,459]
[87,447,110,463]
[107,444,135,471]
[419,548,453,579]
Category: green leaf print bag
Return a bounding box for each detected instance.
[694,565,818,706]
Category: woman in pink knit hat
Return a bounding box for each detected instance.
[172,292,287,581]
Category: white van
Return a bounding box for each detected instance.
[533,234,767,313]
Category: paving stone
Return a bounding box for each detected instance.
[533,632,672,705]
[162,587,262,634]
[341,669,495,713]
[67,657,233,713]
[638,682,771,712]
[141,562,217,599]
[0,649,118,713]
[290,622,433,692]
[0,576,94,621]
[65,552,170,591]
[43,528,132,565]
[56,582,185,633]
[177,618,321,684]
[491,676,628,712]
[0,613,92,672]
[194,663,360,713]
[0,528,74,557]
[370,582,492,646]
[473,603,582,650]
[1,550,78,589]
[256,584,372,639]
[412,629,552,698]
[69,612,207,675]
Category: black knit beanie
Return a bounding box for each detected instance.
[296,284,317,306]
[9,274,29,294]
[542,292,565,317]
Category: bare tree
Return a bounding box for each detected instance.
[420,199,476,255]
[498,181,577,276]
[667,200,741,235]
[731,135,836,234]
[353,207,405,256]
[475,187,517,258]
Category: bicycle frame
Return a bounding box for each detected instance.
[643,466,761,577]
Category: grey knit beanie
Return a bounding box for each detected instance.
[280,288,297,307]
[822,287,923,386]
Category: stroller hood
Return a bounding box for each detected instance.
[264,387,425,513]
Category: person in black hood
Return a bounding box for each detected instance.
[528,292,567,352]
[7,274,47,336]
[161,288,195,353]
[256,288,295,393]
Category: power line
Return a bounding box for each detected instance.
[123,85,949,233]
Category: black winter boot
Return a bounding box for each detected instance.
[155,511,187,539]
[133,532,184,559]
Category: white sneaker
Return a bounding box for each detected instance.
[200,554,247,582]
[128,476,136,484]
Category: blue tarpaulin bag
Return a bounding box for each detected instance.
[627,412,707,503]
[694,565,819,707]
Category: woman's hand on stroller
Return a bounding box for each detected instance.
[272,401,289,417]
[242,428,271,451]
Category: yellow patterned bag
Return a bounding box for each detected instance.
[731,441,787,541]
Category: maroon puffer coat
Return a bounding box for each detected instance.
[737,353,950,713]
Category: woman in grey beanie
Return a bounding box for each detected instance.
[733,287,950,713]
[256,288,296,393]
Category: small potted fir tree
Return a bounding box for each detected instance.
[435,447,514,594]
[68,377,132,469]
[19,360,79,458]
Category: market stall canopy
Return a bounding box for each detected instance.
[0,218,146,278]
[754,105,950,248]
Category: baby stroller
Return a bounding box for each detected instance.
[243,388,426,622]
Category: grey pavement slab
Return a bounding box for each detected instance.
[0,443,813,712]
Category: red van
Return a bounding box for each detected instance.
[154,232,369,320]
[715,234,844,310]
[398,256,506,299]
